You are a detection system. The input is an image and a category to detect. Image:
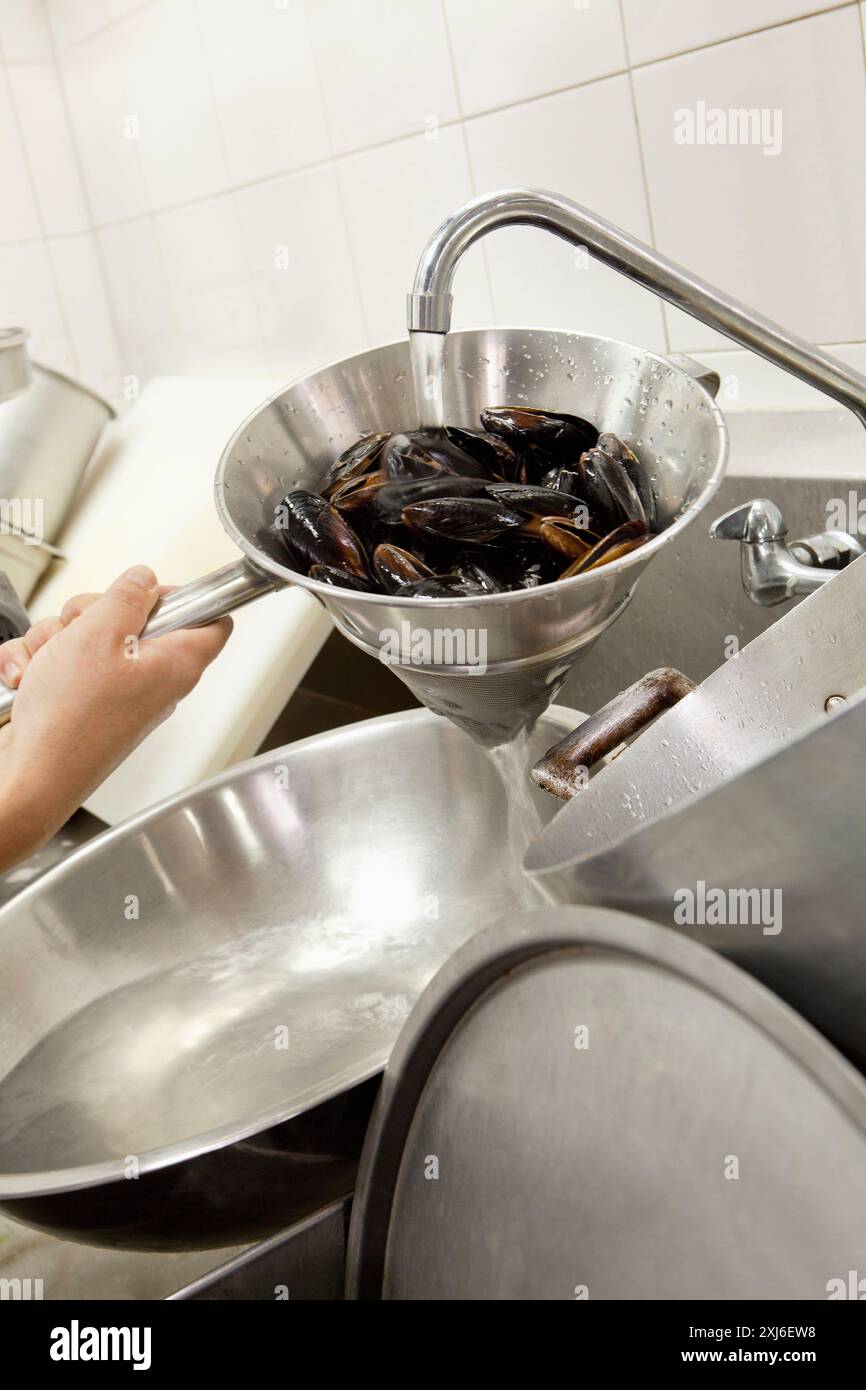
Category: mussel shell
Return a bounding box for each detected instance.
[275,489,369,578]
[308,563,375,592]
[485,482,584,519]
[560,520,648,578]
[373,474,487,525]
[453,556,505,594]
[323,432,388,493]
[597,431,657,530]
[540,466,585,499]
[484,534,561,589]
[446,426,521,482]
[538,517,599,561]
[403,496,528,546]
[330,469,385,511]
[578,447,646,532]
[480,406,598,461]
[372,543,433,592]
[384,430,487,483]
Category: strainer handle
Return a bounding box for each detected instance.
[0,559,279,728]
[531,667,696,801]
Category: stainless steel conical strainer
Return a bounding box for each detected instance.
[0,325,728,745]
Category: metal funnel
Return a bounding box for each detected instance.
[216,328,728,744]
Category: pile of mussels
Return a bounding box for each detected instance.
[273,407,655,598]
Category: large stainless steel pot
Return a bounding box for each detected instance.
[0,328,31,403]
[0,705,572,1251]
[526,556,866,1070]
[0,361,114,601]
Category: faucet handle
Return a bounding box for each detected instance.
[710,498,787,544]
[710,495,862,607]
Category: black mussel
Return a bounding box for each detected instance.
[485,534,560,589]
[323,432,388,494]
[446,426,521,482]
[372,543,433,592]
[275,489,369,578]
[597,431,657,530]
[540,466,585,499]
[373,474,487,526]
[453,555,505,594]
[403,496,528,546]
[480,406,598,461]
[309,564,375,592]
[399,573,483,598]
[577,447,646,532]
[538,517,599,562]
[383,430,486,483]
[560,520,648,578]
[485,482,584,520]
[330,469,385,511]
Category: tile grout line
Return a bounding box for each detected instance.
[188,0,271,375]
[1,54,79,376]
[44,16,128,395]
[611,0,858,71]
[617,0,670,355]
[438,0,499,326]
[301,0,374,350]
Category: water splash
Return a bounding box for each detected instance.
[487,730,558,910]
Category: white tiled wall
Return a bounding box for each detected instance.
[1,0,865,414]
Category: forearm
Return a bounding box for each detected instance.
[0,736,67,874]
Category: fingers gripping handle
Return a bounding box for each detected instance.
[0,560,277,729]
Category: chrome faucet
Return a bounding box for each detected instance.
[407,188,866,606]
[710,498,864,606]
[407,188,866,428]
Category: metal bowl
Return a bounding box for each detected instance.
[0,706,573,1250]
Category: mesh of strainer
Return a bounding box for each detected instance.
[375,639,598,748]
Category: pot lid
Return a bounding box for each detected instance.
[346,907,866,1300]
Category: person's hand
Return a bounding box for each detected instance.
[0,565,232,871]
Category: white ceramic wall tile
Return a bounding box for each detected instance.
[633,9,866,353]
[198,0,329,187]
[0,0,53,61]
[0,66,41,241]
[47,233,121,398]
[444,0,626,116]
[337,125,493,344]
[622,0,842,67]
[6,63,90,235]
[46,0,111,48]
[305,0,458,154]
[97,217,182,381]
[466,77,666,348]
[0,240,73,368]
[117,0,227,210]
[154,195,266,374]
[234,166,367,381]
[59,26,148,225]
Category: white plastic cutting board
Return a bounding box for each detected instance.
[29,376,331,825]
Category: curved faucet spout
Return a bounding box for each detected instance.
[407,187,866,428]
